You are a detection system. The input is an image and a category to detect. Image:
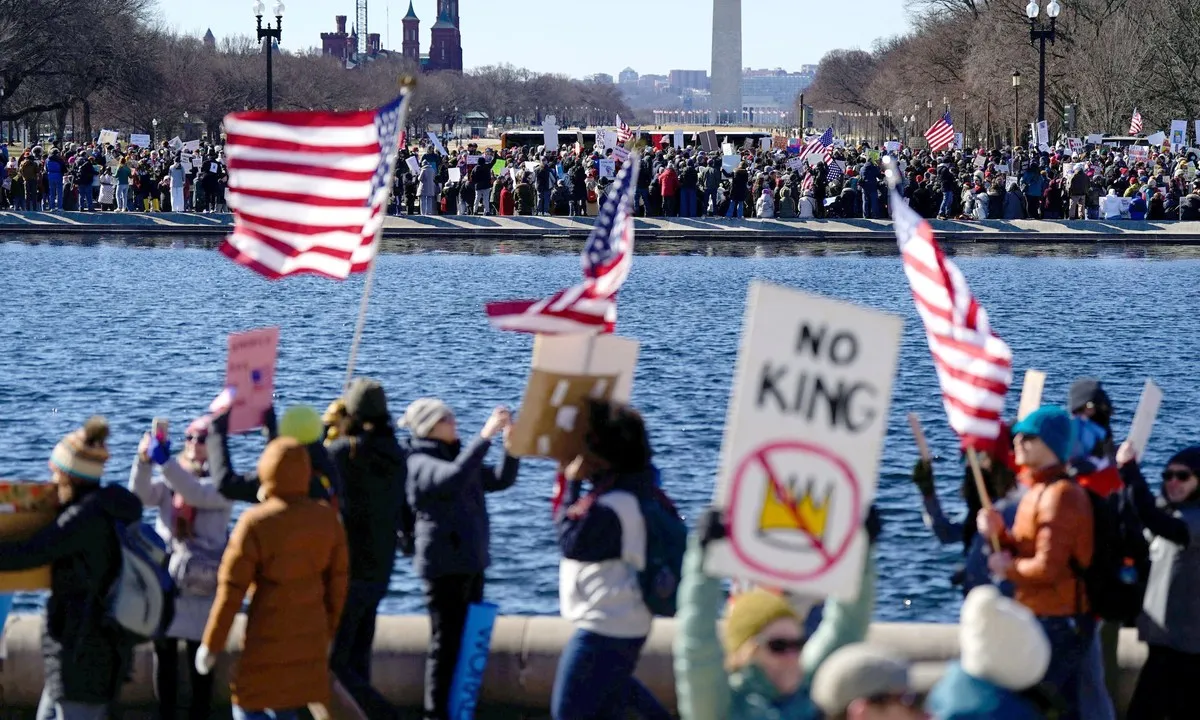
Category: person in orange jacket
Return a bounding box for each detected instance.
[978,406,1094,720]
[195,437,349,720]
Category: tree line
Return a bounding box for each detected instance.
[805,0,1200,146]
[0,0,634,144]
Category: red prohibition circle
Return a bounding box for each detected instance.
[726,439,863,583]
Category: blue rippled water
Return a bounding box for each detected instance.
[0,242,1194,622]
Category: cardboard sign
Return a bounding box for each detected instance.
[1128,146,1149,165]
[704,282,902,599]
[1016,369,1046,421]
[508,334,639,461]
[224,327,280,435]
[1067,138,1083,155]
[1127,379,1162,460]
[722,142,735,156]
[973,155,987,168]
[129,133,151,148]
[700,130,718,152]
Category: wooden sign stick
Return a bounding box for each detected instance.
[907,412,932,462]
[965,446,1001,552]
[1126,379,1163,462]
[1016,369,1046,422]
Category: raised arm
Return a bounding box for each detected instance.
[481,454,520,493]
[408,435,493,504]
[1121,459,1190,546]
[160,459,233,510]
[0,502,109,572]
[208,412,260,504]
[129,453,167,508]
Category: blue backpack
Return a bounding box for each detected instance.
[638,487,688,618]
[108,522,176,641]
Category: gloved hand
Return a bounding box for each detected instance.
[149,438,172,465]
[697,507,727,551]
[911,459,935,497]
[263,405,278,441]
[865,504,882,545]
[194,644,217,676]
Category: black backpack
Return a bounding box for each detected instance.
[1067,482,1149,625]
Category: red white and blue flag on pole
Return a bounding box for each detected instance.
[925,111,956,152]
[616,114,634,145]
[219,90,411,280]
[801,127,835,192]
[1129,108,1143,135]
[890,183,1013,448]
[485,152,640,335]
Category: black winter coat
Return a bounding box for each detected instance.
[328,431,408,584]
[0,484,142,704]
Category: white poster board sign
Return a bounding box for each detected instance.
[168,136,184,152]
[543,115,559,152]
[1086,134,1103,145]
[722,155,740,173]
[182,140,201,153]
[448,167,461,183]
[722,142,735,156]
[1067,138,1083,155]
[406,156,421,175]
[1170,120,1187,151]
[98,129,118,146]
[885,141,901,153]
[427,132,448,156]
[704,282,902,599]
[598,159,616,179]
[674,129,684,149]
[1146,131,1166,146]
[129,133,151,148]
[1127,379,1162,461]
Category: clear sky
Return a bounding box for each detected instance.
[157,0,911,78]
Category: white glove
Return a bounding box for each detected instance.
[195,645,217,676]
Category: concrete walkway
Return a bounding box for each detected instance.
[4,210,1200,243]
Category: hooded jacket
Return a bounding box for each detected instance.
[0,483,142,704]
[405,435,519,579]
[328,430,408,583]
[202,438,349,711]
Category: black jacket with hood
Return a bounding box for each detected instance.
[328,429,408,584]
[0,483,142,704]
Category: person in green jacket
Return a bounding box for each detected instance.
[673,508,878,720]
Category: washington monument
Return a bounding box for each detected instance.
[710,0,742,124]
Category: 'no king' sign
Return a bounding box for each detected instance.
[704,282,902,599]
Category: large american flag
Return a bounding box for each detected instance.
[891,185,1013,447]
[485,152,640,334]
[800,127,835,192]
[219,90,411,280]
[616,114,634,145]
[925,112,955,153]
[1129,108,1143,135]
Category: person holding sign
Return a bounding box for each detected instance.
[402,400,520,720]
[977,406,1094,720]
[551,401,672,720]
[1117,443,1200,720]
[673,508,878,720]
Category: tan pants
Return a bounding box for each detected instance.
[1069,195,1087,219]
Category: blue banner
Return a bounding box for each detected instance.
[448,602,499,720]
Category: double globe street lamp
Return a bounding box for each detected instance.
[254,1,285,111]
[1025,0,1061,124]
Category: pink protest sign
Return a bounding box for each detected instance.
[224,327,279,434]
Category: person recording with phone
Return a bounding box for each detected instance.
[129,415,232,720]
[400,400,520,720]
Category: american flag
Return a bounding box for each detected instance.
[925,112,955,153]
[485,152,640,334]
[890,184,1013,447]
[800,128,835,192]
[1129,108,1143,135]
[219,90,411,280]
[616,114,634,145]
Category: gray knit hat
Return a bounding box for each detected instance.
[399,398,452,439]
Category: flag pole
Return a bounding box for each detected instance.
[343,75,416,392]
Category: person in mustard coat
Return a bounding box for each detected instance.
[195,437,349,720]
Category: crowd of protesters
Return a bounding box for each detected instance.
[0,140,227,213]
[0,363,1194,720]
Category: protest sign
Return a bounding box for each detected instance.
[1067,138,1083,155]
[1171,120,1187,151]
[427,132,448,156]
[954,133,964,150]
[447,602,499,720]
[1016,369,1046,421]
[1128,146,1149,164]
[224,327,280,435]
[465,154,481,166]
[722,142,735,156]
[1127,379,1162,461]
[722,155,740,173]
[973,155,986,168]
[1195,121,1200,150]
[448,168,461,183]
[508,334,638,462]
[613,145,630,162]
[129,133,151,148]
[598,159,616,179]
[492,159,506,175]
[786,156,806,172]
[704,282,902,599]
[773,135,787,150]
[1146,131,1166,146]
[98,129,118,146]
[675,129,685,149]
[182,139,200,153]
[168,136,184,152]
[191,156,204,170]
[699,130,718,152]
[761,137,772,152]
[543,115,559,151]
[1086,134,1103,145]
[406,156,421,175]
[524,161,539,174]
[885,141,901,153]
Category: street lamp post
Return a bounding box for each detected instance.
[254,1,285,111]
[1012,70,1022,147]
[927,99,933,128]
[961,92,969,145]
[1026,0,1060,124]
[151,118,158,148]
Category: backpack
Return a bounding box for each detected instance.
[637,487,688,618]
[1065,482,1149,625]
[108,522,176,642]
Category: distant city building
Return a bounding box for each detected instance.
[426,0,462,72]
[800,64,818,76]
[668,70,709,92]
[321,15,357,64]
[637,74,669,92]
[589,73,614,84]
[203,29,216,48]
[401,1,420,62]
[741,68,812,106]
[618,67,639,84]
[324,1,461,71]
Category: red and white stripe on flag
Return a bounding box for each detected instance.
[219,91,410,280]
[1129,109,1143,135]
[925,112,955,153]
[891,187,1012,446]
[485,285,617,335]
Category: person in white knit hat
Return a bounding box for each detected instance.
[924,585,1052,719]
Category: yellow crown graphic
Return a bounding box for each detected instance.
[759,476,832,541]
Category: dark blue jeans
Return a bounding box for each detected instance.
[1039,614,1095,720]
[940,190,954,217]
[680,188,698,217]
[331,580,396,719]
[551,629,670,720]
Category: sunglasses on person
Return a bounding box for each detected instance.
[185,434,208,443]
[760,637,804,655]
[1163,469,1195,483]
[866,691,920,708]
